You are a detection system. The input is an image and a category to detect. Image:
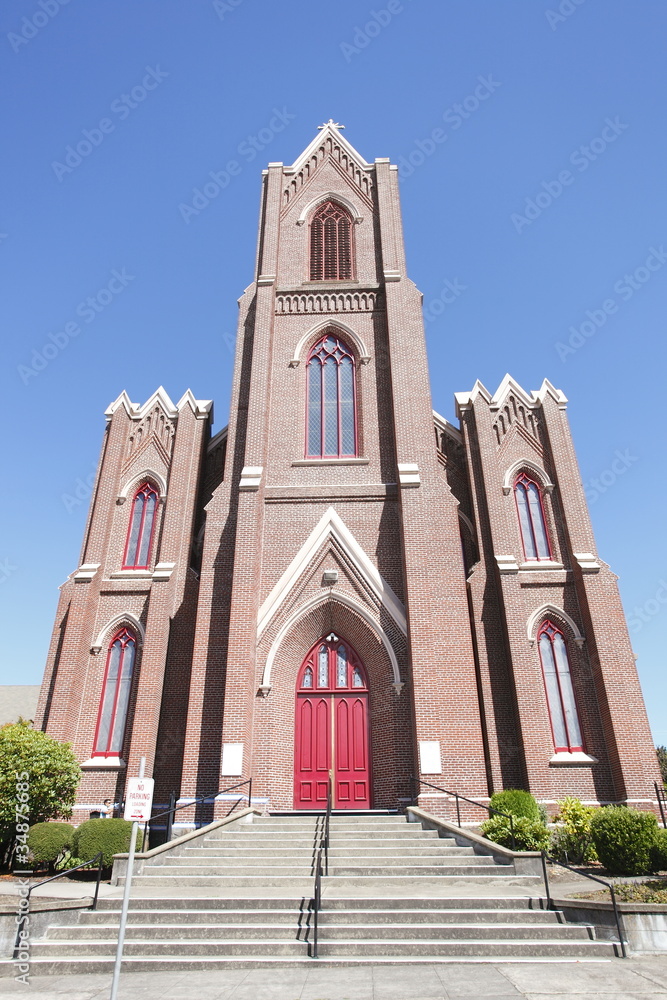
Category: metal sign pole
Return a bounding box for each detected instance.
[110,755,145,1000]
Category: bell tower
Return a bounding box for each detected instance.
[180,121,489,810]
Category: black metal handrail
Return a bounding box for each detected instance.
[311,776,332,959]
[410,776,516,851]
[540,851,627,959]
[141,778,253,847]
[12,852,104,959]
[655,782,667,829]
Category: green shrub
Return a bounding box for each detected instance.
[590,806,659,876]
[27,822,75,868]
[650,828,667,872]
[72,819,140,868]
[480,814,550,852]
[489,789,541,821]
[550,797,597,864]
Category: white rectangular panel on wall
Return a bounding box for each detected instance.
[221,742,244,777]
[419,740,442,775]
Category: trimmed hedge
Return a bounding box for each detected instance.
[72,819,140,868]
[489,789,541,821]
[480,815,550,852]
[590,806,659,876]
[651,828,667,872]
[27,822,74,867]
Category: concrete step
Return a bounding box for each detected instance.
[176,846,473,859]
[314,940,616,959]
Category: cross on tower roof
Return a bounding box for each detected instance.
[318,119,345,130]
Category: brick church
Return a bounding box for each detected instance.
[36,122,660,824]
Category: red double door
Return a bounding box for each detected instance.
[294,636,371,809]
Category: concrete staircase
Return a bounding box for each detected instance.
[1,812,620,973]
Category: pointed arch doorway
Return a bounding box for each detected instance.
[294,634,371,809]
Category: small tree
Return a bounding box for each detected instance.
[657,746,667,787]
[0,720,80,853]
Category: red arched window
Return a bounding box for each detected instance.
[537,620,583,752]
[93,628,136,757]
[306,333,357,458]
[310,201,353,280]
[123,483,159,569]
[514,473,551,560]
[298,638,368,692]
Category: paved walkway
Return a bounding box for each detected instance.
[0,957,666,999]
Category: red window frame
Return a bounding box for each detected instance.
[309,201,354,281]
[513,472,553,561]
[92,627,136,757]
[305,333,358,458]
[122,482,159,569]
[537,620,584,753]
[297,637,368,693]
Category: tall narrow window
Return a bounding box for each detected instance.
[306,334,357,458]
[514,473,551,560]
[310,201,353,280]
[93,628,136,756]
[123,483,159,569]
[538,621,583,752]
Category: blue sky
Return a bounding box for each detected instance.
[1,1,665,747]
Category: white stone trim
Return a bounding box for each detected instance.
[257,506,406,638]
[397,462,421,487]
[239,466,263,491]
[260,590,402,690]
[80,757,126,769]
[527,605,584,647]
[573,552,601,573]
[91,612,145,654]
[502,459,554,496]
[433,409,463,446]
[455,374,568,418]
[285,122,372,176]
[288,319,371,368]
[73,563,100,582]
[295,191,363,226]
[105,385,212,423]
[496,555,519,574]
[518,560,564,572]
[152,562,176,581]
[118,469,167,501]
[549,751,598,766]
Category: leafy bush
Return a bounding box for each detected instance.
[615,879,667,904]
[650,828,667,872]
[55,851,86,872]
[72,819,141,868]
[590,806,659,876]
[0,720,80,836]
[489,789,541,821]
[550,797,597,864]
[27,822,74,869]
[657,746,667,786]
[480,814,550,852]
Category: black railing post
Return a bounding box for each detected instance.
[655,782,666,829]
[540,850,551,909]
[165,791,176,843]
[509,814,516,852]
[92,852,103,910]
[609,883,628,959]
[248,777,253,809]
[454,793,461,827]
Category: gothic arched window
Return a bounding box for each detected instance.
[538,620,583,752]
[310,201,353,280]
[123,483,159,569]
[514,473,551,561]
[93,628,136,756]
[306,333,357,458]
